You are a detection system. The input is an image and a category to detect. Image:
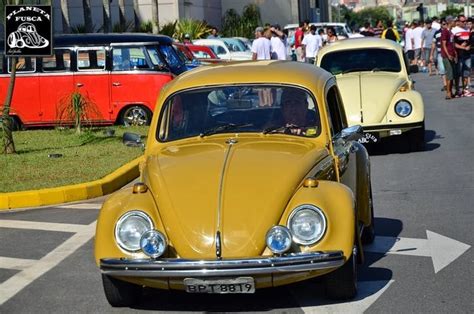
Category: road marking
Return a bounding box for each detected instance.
[293,280,395,313]
[0,221,96,306]
[0,220,90,233]
[365,231,471,273]
[0,257,37,270]
[56,203,102,209]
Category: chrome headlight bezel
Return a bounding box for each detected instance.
[265,225,292,254]
[288,204,327,246]
[395,100,412,117]
[140,229,168,258]
[114,211,154,252]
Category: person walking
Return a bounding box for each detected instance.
[405,22,415,65]
[270,24,288,60]
[301,25,322,64]
[431,19,448,91]
[381,20,400,42]
[373,20,384,38]
[421,19,436,75]
[360,21,375,37]
[412,21,424,66]
[452,15,472,97]
[326,26,338,45]
[441,16,457,99]
[294,22,305,62]
[207,27,220,39]
[252,26,271,60]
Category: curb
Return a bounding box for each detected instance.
[0,156,143,211]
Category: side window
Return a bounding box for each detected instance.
[113,46,152,71]
[42,49,71,72]
[0,53,4,73]
[326,85,345,136]
[8,57,36,73]
[217,46,227,55]
[77,48,106,71]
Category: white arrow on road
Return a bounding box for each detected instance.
[365,230,471,273]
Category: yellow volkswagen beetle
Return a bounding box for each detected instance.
[317,38,425,151]
[95,61,374,307]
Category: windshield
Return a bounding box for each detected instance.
[157,85,321,142]
[320,48,402,75]
[222,38,247,52]
[158,44,186,73]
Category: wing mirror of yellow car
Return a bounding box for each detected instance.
[123,132,145,149]
[334,125,363,142]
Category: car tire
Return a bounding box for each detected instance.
[407,123,425,152]
[101,274,142,307]
[361,186,375,245]
[325,246,357,300]
[119,106,152,127]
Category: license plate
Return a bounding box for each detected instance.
[183,277,255,294]
[358,132,379,144]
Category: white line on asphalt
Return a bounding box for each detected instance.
[56,203,102,209]
[0,221,96,306]
[0,257,37,270]
[0,220,90,233]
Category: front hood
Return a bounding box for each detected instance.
[145,136,327,259]
[336,72,404,125]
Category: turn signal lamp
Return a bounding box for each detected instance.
[303,177,318,188]
[133,182,148,193]
[399,82,410,92]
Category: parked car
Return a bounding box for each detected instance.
[185,44,222,63]
[285,22,362,43]
[95,61,375,307]
[172,42,201,70]
[233,37,252,51]
[193,38,252,60]
[317,37,425,150]
[0,33,187,129]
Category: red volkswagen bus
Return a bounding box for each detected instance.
[0,33,187,129]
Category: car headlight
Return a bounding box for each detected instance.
[115,211,153,252]
[288,205,326,245]
[266,225,292,254]
[395,100,412,117]
[140,229,167,258]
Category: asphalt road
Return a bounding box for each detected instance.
[0,73,472,313]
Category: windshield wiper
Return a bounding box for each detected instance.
[371,67,395,72]
[262,124,302,134]
[200,123,252,137]
[340,68,370,74]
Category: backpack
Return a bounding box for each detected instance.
[383,28,397,42]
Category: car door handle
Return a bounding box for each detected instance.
[76,83,83,87]
[112,82,121,86]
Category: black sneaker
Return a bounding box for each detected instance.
[441,86,446,91]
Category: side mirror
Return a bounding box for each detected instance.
[123,132,144,148]
[334,125,363,142]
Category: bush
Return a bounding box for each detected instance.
[56,90,102,134]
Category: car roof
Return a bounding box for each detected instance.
[162,61,333,96]
[53,33,173,47]
[284,22,349,30]
[318,37,402,56]
[193,39,224,44]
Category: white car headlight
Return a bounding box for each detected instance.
[288,205,326,245]
[395,100,412,117]
[140,229,167,258]
[115,211,153,252]
[266,225,292,254]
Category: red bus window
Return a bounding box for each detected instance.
[42,50,71,72]
[113,46,152,71]
[8,57,36,73]
[77,48,106,71]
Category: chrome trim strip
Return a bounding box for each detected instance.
[217,139,237,233]
[311,155,334,178]
[100,251,344,277]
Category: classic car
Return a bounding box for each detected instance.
[95,61,375,307]
[193,38,253,61]
[185,44,222,64]
[317,38,425,151]
[172,42,201,70]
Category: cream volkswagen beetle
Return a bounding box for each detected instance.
[317,38,425,151]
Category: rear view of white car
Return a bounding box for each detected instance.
[193,38,252,61]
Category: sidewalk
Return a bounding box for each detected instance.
[0,156,143,211]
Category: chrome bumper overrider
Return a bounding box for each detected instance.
[100,251,345,277]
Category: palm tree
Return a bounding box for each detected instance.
[82,0,93,33]
[118,0,126,30]
[60,0,71,34]
[151,0,159,34]
[102,0,112,33]
[133,0,140,31]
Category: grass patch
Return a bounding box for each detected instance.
[0,126,149,193]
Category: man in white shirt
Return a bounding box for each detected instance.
[301,25,322,64]
[412,21,424,65]
[252,27,271,60]
[270,24,288,60]
[404,23,415,64]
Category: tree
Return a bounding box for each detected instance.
[102,0,111,33]
[133,0,140,31]
[60,0,71,33]
[82,0,93,33]
[118,0,126,30]
[440,5,463,19]
[151,0,159,34]
[1,57,17,154]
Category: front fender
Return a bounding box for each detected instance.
[94,187,166,265]
[385,90,424,124]
[272,181,356,260]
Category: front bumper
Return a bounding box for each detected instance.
[100,251,344,278]
[363,121,424,137]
